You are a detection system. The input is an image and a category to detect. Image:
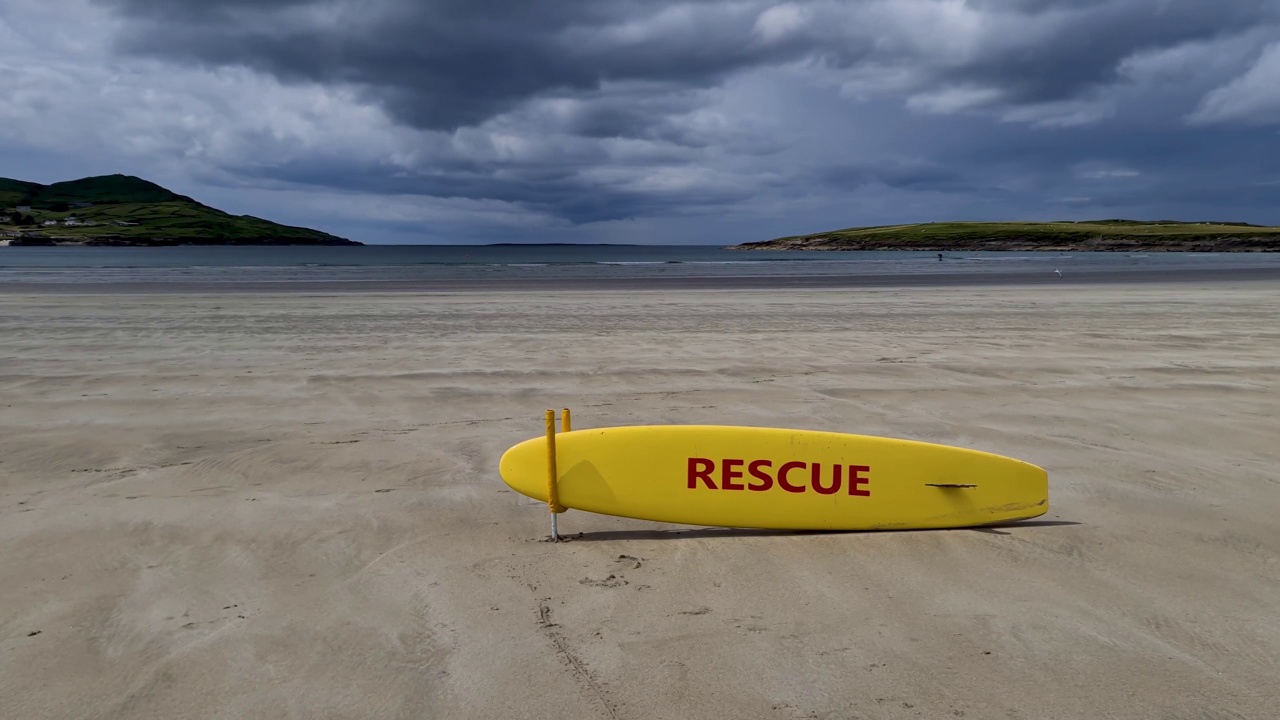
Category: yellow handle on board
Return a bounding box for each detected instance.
[545,409,566,514]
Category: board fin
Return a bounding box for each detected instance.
[926,483,977,489]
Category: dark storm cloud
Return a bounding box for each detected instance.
[101,0,1280,129]
[931,0,1277,106]
[817,161,968,193]
[76,0,1280,228]
[247,155,770,224]
[101,0,804,132]
[234,150,974,225]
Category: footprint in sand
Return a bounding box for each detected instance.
[578,574,628,588]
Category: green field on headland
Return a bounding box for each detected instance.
[734,220,1280,252]
[0,175,359,246]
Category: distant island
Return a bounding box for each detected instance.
[733,220,1280,252]
[0,174,360,246]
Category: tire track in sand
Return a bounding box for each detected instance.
[536,600,619,720]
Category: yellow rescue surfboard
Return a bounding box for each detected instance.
[500,424,1048,531]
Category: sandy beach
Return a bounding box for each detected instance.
[2,282,1278,719]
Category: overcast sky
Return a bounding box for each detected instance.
[3,0,1279,244]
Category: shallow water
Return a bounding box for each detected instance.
[3,245,1279,285]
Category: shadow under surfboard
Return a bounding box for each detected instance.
[556,519,1081,542]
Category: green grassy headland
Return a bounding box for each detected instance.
[0,174,359,246]
[733,220,1280,252]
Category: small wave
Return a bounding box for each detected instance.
[957,256,1059,262]
[594,261,670,266]
[679,260,771,266]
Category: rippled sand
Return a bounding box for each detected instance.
[2,283,1278,719]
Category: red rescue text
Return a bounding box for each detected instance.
[687,458,870,496]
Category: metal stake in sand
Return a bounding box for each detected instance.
[545,409,566,541]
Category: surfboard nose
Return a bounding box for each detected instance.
[499,438,547,502]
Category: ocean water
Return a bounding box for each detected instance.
[2,245,1279,286]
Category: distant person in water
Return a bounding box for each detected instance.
[937,253,943,261]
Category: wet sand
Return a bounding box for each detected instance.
[2,283,1278,719]
[3,264,1280,294]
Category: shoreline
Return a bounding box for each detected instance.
[4,265,1280,294]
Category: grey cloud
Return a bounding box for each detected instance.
[51,0,1280,230]
[961,1,1276,103]
[103,0,1279,132]
[244,151,771,225]
[816,161,968,193]
[1189,42,1280,125]
[809,0,1280,112]
[524,89,711,144]
[103,0,795,132]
